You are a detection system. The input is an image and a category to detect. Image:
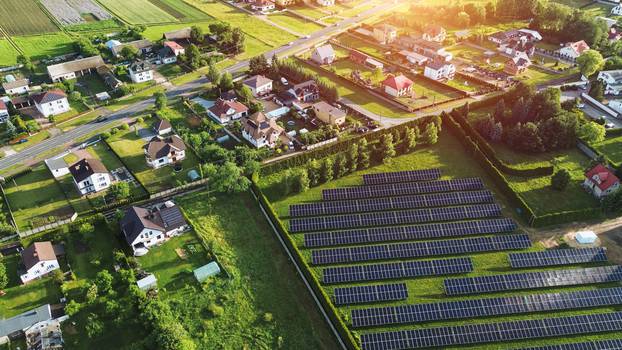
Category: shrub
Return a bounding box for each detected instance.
[551,169,571,191]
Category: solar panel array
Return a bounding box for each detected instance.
[304,218,517,248]
[322,178,484,201]
[444,265,622,296]
[362,169,441,185]
[322,257,473,284]
[333,283,408,305]
[360,312,622,350]
[312,234,531,265]
[289,203,502,232]
[290,190,495,217]
[509,248,608,268]
[519,339,622,350]
[351,287,622,328]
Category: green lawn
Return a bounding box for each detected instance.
[149,0,212,20]
[4,164,73,230]
[288,4,328,20]
[0,40,21,67]
[97,0,178,24]
[106,122,201,193]
[268,12,323,34]
[11,130,51,152]
[141,21,215,41]
[13,33,75,61]
[593,134,622,165]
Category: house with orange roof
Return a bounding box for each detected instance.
[583,164,620,198]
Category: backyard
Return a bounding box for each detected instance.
[593,134,622,165]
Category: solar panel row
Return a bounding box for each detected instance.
[362,169,441,185]
[360,312,622,350]
[289,204,502,232]
[289,190,494,217]
[312,234,531,265]
[322,178,484,201]
[304,218,517,248]
[351,287,622,328]
[519,339,622,350]
[509,248,608,268]
[322,257,473,284]
[444,265,622,296]
[333,283,408,305]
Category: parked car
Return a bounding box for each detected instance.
[605,122,615,129]
[95,115,109,123]
[578,103,585,108]
[18,138,28,144]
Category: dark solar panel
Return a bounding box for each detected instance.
[322,257,473,284]
[312,234,531,265]
[351,287,622,328]
[519,339,622,350]
[360,312,622,350]
[362,169,441,185]
[304,218,517,248]
[289,203,502,232]
[333,283,408,305]
[289,190,494,217]
[509,248,608,268]
[444,265,622,296]
[322,178,484,201]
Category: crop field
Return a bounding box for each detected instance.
[0,0,59,35]
[0,40,20,67]
[148,0,211,20]
[288,5,327,20]
[259,132,622,350]
[97,0,177,24]
[268,12,323,35]
[12,33,75,61]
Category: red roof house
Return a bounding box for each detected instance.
[382,75,413,97]
[583,164,620,198]
[163,41,185,56]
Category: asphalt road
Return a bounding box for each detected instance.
[0,1,400,173]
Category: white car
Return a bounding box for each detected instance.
[577,103,585,108]
[305,35,310,39]
[605,122,615,129]
[288,42,294,46]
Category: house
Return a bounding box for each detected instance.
[243,75,273,96]
[0,304,53,339]
[69,158,111,195]
[382,75,413,97]
[2,78,30,95]
[613,4,622,16]
[144,135,186,168]
[598,70,622,95]
[275,0,295,7]
[163,41,185,56]
[504,54,531,75]
[24,318,64,350]
[311,44,336,65]
[316,0,334,6]
[312,101,346,126]
[220,89,237,101]
[33,89,70,118]
[44,156,69,178]
[111,39,153,57]
[159,46,178,64]
[207,98,249,124]
[500,39,536,57]
[0,100,8,123]
[96,65,123,90]
[121,203,189,256]
[488,29,523,45]
[583,164,620,199]
[252,0,275,12]
[558,40,590,59]
[398,50,428,66]
[19,242,60,284]
[163,28,191,41]
[424,59,456,81]
[422,24,446,43]
[350,50,384,70]
[47,55,105,82]
[292,80,320,102]
[128,60,154,83]
[241,111,285,148]
[153,118,173,135]
[401,38,453,62]
[373,24,398,44]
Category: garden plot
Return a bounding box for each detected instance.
[0,0,60,35]
[42,0,112,25]
[97,0,177,24]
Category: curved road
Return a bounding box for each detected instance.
[0,1,400,172]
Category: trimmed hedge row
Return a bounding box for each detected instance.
[251,182,359,350]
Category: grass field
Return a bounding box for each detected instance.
[268,12,323,34]
[593,135,622,165]
[148,0,211,20]
[98,0,177,24]
[288,4,327,20]
[0,40,21,67]
[0,0,59,35]
[141,21,214,41]
[13,33,75,61]
[259,131,621,349]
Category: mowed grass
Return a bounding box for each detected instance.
[288,4,328,20]
[148,0,212,20]
[268,12,323,34]
[0,40,20,67]
[142,21,215,41]
[0,0,59,35]
[13,33,75,61]
[98,0,177,24]
[593,134,622,165]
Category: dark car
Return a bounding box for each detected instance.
[95,115,109,123]
[18,138,28,144]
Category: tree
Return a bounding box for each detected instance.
[576,50,605,78]
[238,85,254,104]
[78,222,94,241]
[120,45,139,61]
[346,143,358,173]
[422,123,439,144]
[578,122,606,143]
[219,72,234,91]
[190,25,204,44]
[16,55,34,72]
[380,134,396,164]
[320,157,334,183]
[334,153,347,179]
[154,92,167,111]
[306,159,321,186]
[294,168,309,193]
[108,181,131,200]
[95,270,113,294]
[249,54,269,75]
[551,169,571,191]
[5,119,17,138]
[589,81,605,101]
[152,321,196,350]
[403,126,417,152]
[0,262,7,290]
[358,139,370,169]
[371,67,384,83]
[184,44,202,70]
[602,188,622,213]
[85,313,104,338]
[65,300,82,316]
[74,38,98,57]
[207,62,221,84]
[210,162,250,193]
[457,11,470,27]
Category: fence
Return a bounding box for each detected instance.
[19,212,78,238]
[581,93,619,118]
[149,178,209,200]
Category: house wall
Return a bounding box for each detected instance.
[130,70,154,83]
[248,82,273,96]
[20,260,60,284]
[130,225,188,255]
[146,150,186,169]
[6,86,29,95]
[75,173,111,195]
[35,98,70,118]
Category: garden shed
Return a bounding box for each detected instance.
[136,274,157,291]
[194,262,221,283]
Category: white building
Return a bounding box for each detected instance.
[68,158,111,195]
[424,60,456,81]
[0,100,9,123]
[252,0,275,12]
[422,24,446,43]
[613,5,622,16]
[45,156,70,178]
[382,75,413,97]
[316,0,334,6]
[121,203,189,256]
[144,135,187,169]
[597,69,622,95]
[242,112,284,148]
[2,78,30,95]
[46,56,105,83]
[583,164,620,199]
[558,40,590,59]
[243,75,273,96]
[373,24,397,44]
[20,242,60,284]
[33,89,70,118]
[311,44,336,65]
[128,60,154,83]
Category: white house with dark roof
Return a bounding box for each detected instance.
[0,100,8,123]
[120,202,189,256]
[207,98,249,124]
[241,112,284,148]
[153,118,172,135]
[243,75,273,96]
[144,135,186,168]
[33,90,70,118]
[424,59,455,81]
[2,78,30,95]
[128,60,154,83]
[47,56,105,82]
[598,69,622,95]
[19,242,59,284]
[69,158,111,195]
[311,44,336,65]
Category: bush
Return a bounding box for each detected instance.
[551,169,571,191]
[121,123,130,131]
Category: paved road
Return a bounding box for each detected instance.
[0,1,400,172]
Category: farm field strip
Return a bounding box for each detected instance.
[148,0,211,20]
[0,0,60,35]
[41,0,112,26]
[267,12,324,35]
[12,33,75,61]
[96,0,178,24]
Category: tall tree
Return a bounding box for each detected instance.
[154,92,167,111]
[380,134,396,164]
[249,54,269,75]
[576,49,605,77]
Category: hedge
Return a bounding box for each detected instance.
[251,181,359,350]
